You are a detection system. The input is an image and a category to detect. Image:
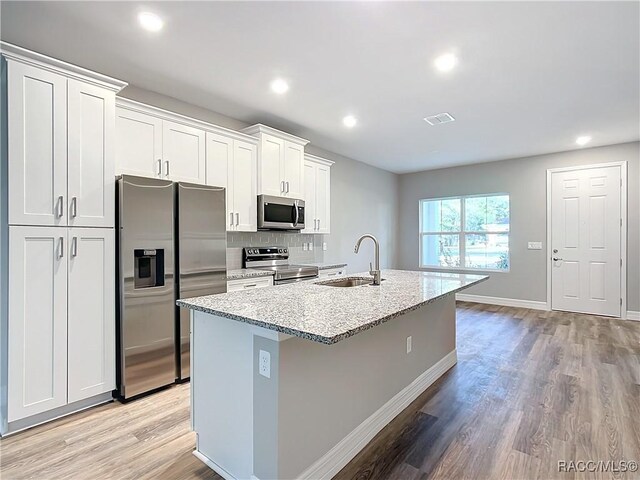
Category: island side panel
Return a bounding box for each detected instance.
[276,294,457,479]
[192,310,254,480]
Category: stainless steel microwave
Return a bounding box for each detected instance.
[257,195,305,230]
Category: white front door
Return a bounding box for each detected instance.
[550,165,622,316]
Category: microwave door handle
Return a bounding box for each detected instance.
[293,200,299,227]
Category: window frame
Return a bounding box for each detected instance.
[418,193,510,273]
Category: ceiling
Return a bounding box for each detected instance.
[1,1,638,174]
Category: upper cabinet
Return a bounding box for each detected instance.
[5,48,124,228]
[115,99,206,184]
[302,154,333,234]
[205,131,258,232]
[242,124,309,199]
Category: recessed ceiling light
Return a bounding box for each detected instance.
[270,78,289,95]
[343,115,357,128]
[575,135,592,146]
[138,12,164,32]
[434,53,458,72]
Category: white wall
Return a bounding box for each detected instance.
[398,142,640,311]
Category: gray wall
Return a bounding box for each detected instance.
[120,87,400,274]
[398,142,640,311]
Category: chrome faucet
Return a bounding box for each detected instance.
[354,234,381,285]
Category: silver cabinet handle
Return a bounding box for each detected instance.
[164,160,170,177]
[56,195,64,218]
[157,159,162,176]
[317,219,320,230]
[243,283,257,289]
[235,212,239,226]
[286,181,290,193]
[71,197,78,218]
[281,180,285,193]
[230,212,234,226]
[58,236,64,258]
[314,219,317,230]
[72,236,78,257]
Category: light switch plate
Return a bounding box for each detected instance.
[309,242,313,251]
[259,350,271,379]
[528,242,543,250]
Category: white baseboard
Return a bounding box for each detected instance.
[298,349,458,480]
[193,450,237,480]
[627,311,640,321]
[455,293,548,311]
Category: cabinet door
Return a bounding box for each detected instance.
[8,61,67,226]
[67,228,115,403]
[68,80,115,228]
[302,162,316,233]
[163,120,205,184]
[283,142,304,198]
[232,140,257,232]
[205,132,234,230]
[259,134,285,196]
[8,227,68,421]
[315,164,331,234]
[115,107,162,178]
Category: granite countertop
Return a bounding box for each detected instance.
[303,262,348,270]
[179,269,488,344]
[226,269,275,280]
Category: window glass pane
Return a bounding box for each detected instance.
[422,234,460,268]
[421,199,461,232]
[464,233,509,270]
[464,195,509,232]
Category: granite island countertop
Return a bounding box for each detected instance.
[179,269,487,344]
[226,269,274,280]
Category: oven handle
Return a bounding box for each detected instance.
[293,200,299,227]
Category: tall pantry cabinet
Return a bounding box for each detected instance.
[1,43,126,433]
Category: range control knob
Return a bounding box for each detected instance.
[284,248,288,253]
[278,248,283,253]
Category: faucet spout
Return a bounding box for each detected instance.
[354,234,381,285]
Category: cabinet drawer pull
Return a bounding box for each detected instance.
[281,180,285,193]
[230,212,234,226]
[157,159,162,176]
[235,212,239,226]
[286,181,290,193]
[327,272,337,277]
[71,236,78,257]
[244,283,257,288]
[58,236,64,259]
[56,195,64,218]
[317,218,320,230]
[164,160,170,177]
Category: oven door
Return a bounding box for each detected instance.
[258,195,305,230]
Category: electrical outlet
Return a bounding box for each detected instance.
[309,242,313,251]
[406,336,412,354]
[323,242,327,251]
[528,242,543,250]
[303,243,308,251]
[259,350,271,378]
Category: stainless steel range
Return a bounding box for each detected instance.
[243,247,318,285]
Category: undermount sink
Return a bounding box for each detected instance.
[316,277,384,288]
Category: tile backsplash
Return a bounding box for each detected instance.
[227,231,325,269]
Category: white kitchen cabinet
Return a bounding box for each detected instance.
[8,227,68,422]
[68,80,116,227]
[115,107,163,178]
[162,119,206,183]
[205,132,257,232]
[7,61,67,227]
[116,99,206,184]
[227,276,273,292]
[67,228,115,403]
[242,124,309,199]
[302,154,333,234]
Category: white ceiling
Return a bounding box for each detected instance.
[2,1,638,174]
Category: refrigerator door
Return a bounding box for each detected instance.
[176,182,227,380]
[117,175,176,399]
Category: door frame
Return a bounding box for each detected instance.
[546,161,628,318]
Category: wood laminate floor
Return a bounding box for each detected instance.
[1,302,639,480]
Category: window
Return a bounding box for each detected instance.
[419,194,510,271]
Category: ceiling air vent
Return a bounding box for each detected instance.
[424,113,455,126]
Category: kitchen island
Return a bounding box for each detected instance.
[177,270,487,480]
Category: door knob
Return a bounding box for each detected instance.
[553,257,563,261]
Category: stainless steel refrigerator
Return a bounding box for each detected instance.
[175,181,227,381]
[116,175,226,399]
